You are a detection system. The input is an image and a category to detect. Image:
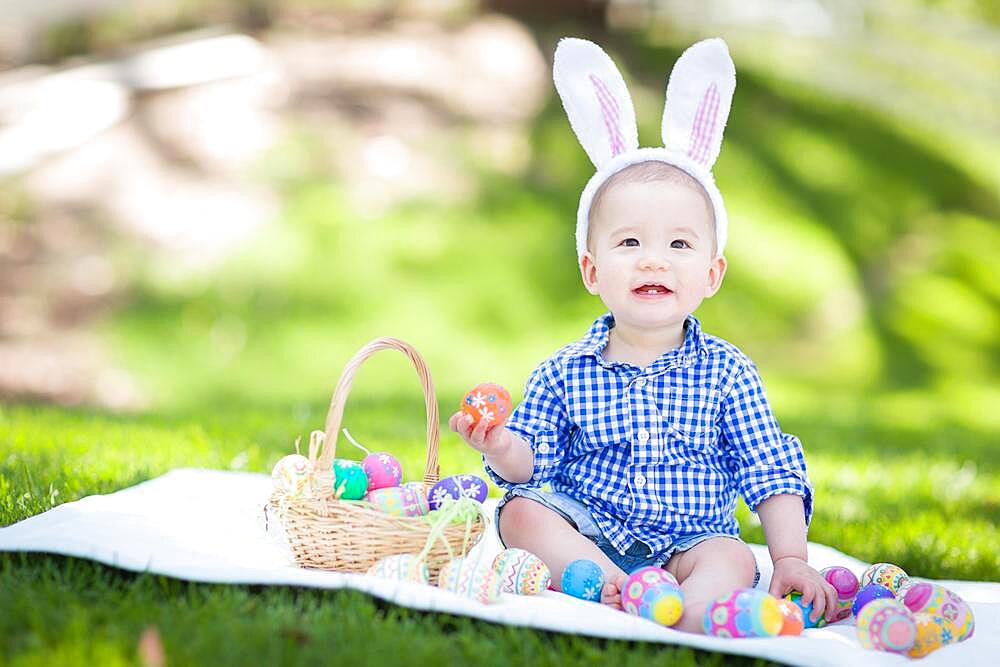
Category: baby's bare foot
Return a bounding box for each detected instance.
[601,572,626,609]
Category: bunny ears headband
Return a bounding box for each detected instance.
[553,37,736,259]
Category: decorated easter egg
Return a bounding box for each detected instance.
[704,588,783,638]
[361,452,403,491]
[621,568,684,627]
[775,598,805,636]
[366,554,429,584]
[427,474,488,510]
[820,566,860,622]
[332,459,369,500]
[860,562,908,595]
[492,548,551,595]
[784,591,827,629]
[908,613,957,658]
[438,555,502,604]
[561,559,604,602]
[902,582,975,641]
[271,454,312,498]
[852,584,895,617]
[365,483,430,517]
[855,598,916,653]
[461,383,512,429]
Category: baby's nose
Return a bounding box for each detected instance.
[638,252,670,270]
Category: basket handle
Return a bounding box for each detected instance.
[319,337,440,487]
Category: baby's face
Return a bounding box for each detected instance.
[580,178,726,335]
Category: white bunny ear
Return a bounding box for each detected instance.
[553,38,639,169]
[662,38,735,170]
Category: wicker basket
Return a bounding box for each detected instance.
[269,337,485,575]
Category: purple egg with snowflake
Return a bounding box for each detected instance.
[428,474,488,510]
[361,452,403,491]
[853,584,895,617]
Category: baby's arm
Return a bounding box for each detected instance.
[757,494,836,623]
[448,414,534,483]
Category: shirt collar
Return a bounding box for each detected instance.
[577,312,704,371]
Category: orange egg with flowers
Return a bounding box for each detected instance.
[776,598,805,636]
[461,383,512,429]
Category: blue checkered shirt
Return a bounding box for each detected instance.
[485,313,813,556]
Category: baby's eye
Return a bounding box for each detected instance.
[621,238,639,247]
[670,239,690,249]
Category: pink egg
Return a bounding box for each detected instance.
[361,452,403,491]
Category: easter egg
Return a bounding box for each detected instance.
[438,555,502,604]
[902,582,975,641]
[860,562,908,595]
[853,584,895,617]
[365,483,430,517]
[855,598,917,653]
[332,459,368,500]
[461,383,512,429]
[784,591,827,629]
[561,559,604,602]
[704,588,783,638]
[492,548,551,595]
[271,454,312,498]
[366,554,429,584]
[820,566,859,621]
[908,613,957,658]
[775,598,805,636]
[622,567,683,626]
[361,452,403,491]
[427,474,488,510]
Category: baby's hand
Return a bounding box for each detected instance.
[769,556,838,624]
[448,411,512,457]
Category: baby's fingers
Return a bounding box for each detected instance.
[807,583,827,623]
[469,415,490,447]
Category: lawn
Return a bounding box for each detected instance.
[2,13,999,667]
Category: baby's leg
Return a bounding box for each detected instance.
[663,537,757,634]
[498,496,626,606]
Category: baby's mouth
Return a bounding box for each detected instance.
[632,283,673,296]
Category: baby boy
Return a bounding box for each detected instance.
[449,38,836,632]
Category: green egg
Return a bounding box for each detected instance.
[332,459,368,500]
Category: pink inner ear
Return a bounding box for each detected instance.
[590,74,625,157]
[687,83,720,165]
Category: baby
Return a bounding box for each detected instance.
[449,38,836,633]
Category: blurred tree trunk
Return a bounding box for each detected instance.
[483,0,608,25]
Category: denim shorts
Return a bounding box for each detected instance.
[496,487,760,587]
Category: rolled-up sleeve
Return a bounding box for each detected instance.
[720,362,813,525]
[484,361,570,489]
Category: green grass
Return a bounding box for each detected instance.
[2,400,997,665]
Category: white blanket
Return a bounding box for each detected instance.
[1,468,996,666]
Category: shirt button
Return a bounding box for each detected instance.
[537,443,550,454]
[637,428,649,444]
[634,473,647,488]
[635,377,647,389]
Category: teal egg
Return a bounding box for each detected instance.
[332,459,368,500]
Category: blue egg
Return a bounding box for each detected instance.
[852,584,895,616]
[785,591,827,629]
[561,559,604,602]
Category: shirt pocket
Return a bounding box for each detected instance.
[660,385,722,459]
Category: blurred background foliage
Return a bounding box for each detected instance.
[1,0,998,579]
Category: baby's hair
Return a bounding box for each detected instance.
[587,160,717,253]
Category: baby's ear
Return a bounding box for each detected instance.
[705,255,728,297]
[553,38,639,169]
[661,38,735,170]
[579,251,600,295]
